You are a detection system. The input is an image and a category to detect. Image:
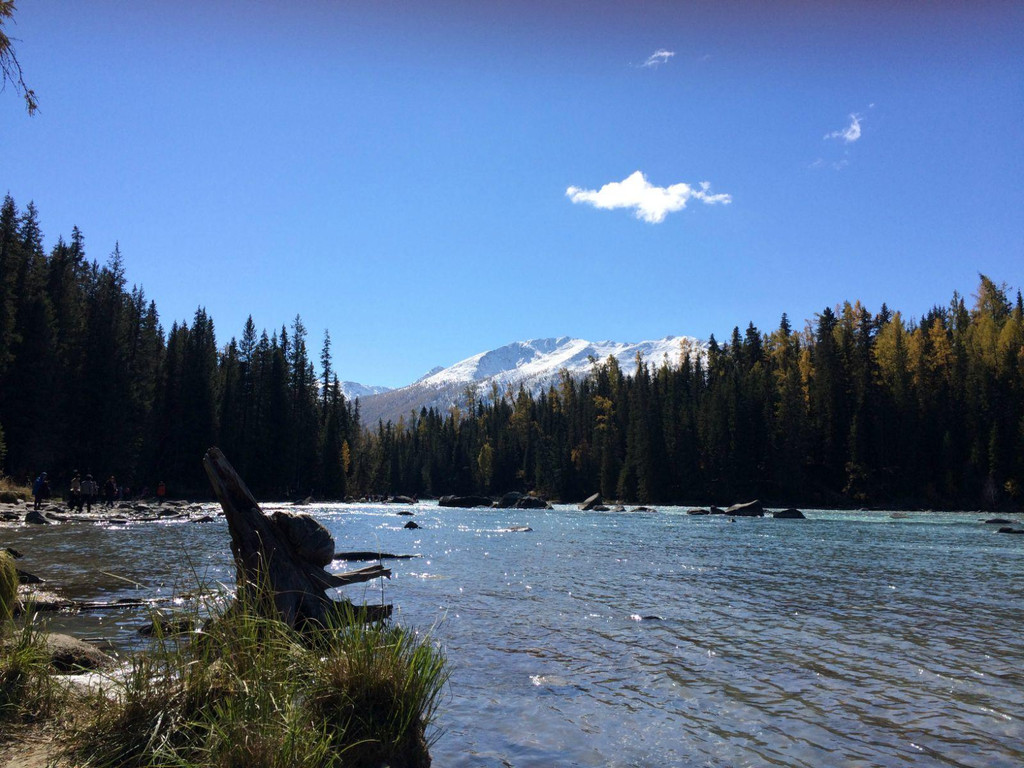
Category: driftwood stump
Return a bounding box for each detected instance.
[203,447,391,628]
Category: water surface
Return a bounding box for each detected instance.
[4,505,1023,767]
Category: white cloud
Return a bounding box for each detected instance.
[566,171,731,224]
[642,49,675,68]
[825,113,862,143]
[810,158,849,171]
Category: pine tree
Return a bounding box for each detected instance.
[3,203,57,476]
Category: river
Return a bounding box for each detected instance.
[4,504,1023,767]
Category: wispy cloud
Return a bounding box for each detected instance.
[641,49,675,68]
[825,113,862,143]
[566,171,731,224]
[810,158,849,171]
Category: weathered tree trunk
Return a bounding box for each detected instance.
[203,447,391,628]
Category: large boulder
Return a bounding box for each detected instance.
[579,493,602,511]
[773,508,806,519]
[42,633,114,672]
[687,508,711,516]
[725,500,764,517]
[515,496,551,510]
[997,527,1024,535]
[496,492,526,509]
[391,495,417,505]
[497,492,551,510]
[438,495,493,508]
[709,506,726,515]
[271,511,335,567]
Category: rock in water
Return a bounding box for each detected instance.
[42,633,113,672]
[17,569,43,584]
[496,491,526,509]
[137,614,195,637]
[404,521,421,529]
[25,509,56,525]
[725,500,764,517]
[438,495,493,508]
[773,508,806,519]
[579,493,602,511]
[515,496,551,509]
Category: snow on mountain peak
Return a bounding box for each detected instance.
[355,335,705,426]
[339,381,393,400]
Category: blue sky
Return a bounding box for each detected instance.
[2,1,1021,387]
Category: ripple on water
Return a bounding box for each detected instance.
[3,505,1023,766]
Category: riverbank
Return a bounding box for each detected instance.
[1,497,212,525]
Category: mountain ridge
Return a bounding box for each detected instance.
[353,335,705,426]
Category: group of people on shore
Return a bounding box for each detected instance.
[32,471,166,512]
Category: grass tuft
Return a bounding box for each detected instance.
[65,592,448,768]
[308,606,449,767]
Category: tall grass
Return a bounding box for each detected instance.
[0,550,16,622]
[65,593,449,768]
[0,606,59,726]
[2,552,60,726]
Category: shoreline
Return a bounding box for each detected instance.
[3,494,1021,518]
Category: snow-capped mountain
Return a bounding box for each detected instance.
[354,336,704,427]
[338,381,393,400]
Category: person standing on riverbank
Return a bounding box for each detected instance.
[82,474,98,513]
[103,475,117,508]
[32,472,50,509]
[69,471,82,512]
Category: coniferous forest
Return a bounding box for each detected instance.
[1,195,1022,508]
